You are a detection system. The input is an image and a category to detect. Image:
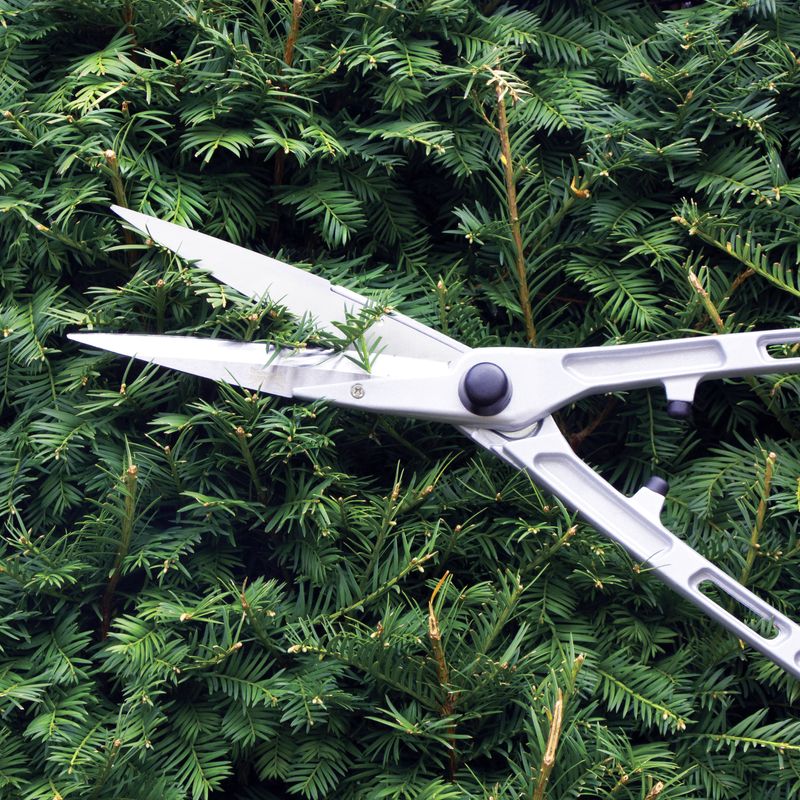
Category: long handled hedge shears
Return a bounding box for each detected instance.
[71,206,800,679]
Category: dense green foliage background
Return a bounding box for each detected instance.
[3,0,800,797]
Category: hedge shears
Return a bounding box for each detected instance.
[70,206,800,679]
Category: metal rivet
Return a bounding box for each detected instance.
[350,383,365,399]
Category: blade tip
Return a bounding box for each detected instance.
[111,204,146,229]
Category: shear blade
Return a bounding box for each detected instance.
[111,206,467,362]
[68,333,368,397]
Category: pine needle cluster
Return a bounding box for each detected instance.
[2,1,800,798]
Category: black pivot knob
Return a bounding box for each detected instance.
[666,400,693,419]
[460,362,512,416]
[645,476,669,496]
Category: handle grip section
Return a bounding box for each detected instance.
[558,328,800,403]
[497,417,800,679]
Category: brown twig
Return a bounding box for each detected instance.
[739,451,777,588]
[122,2,137,45]
[569,397,620,450]
[688,270,724,330]
[532,688,564,800]
[428,571,458,780]
[496,89,537,346]
[100,464,138,639]
[283,0,303,68]
[271,0,304,245]
[720,267,755,309]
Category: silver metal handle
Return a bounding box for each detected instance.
[495,417,800,679]
[553,328,800,404]
[305,329,800,432]
[486,327,800,428]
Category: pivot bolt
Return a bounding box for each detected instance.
[350,383,365,399]
[460,362,512,416]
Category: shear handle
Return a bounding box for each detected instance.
[498,417,800,679]
[552,328,800,405]
[302,329,800,433]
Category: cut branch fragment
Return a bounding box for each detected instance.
[533,688,564,800]
[645,781,665,800]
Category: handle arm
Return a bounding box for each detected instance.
[491,418,800,679]
[554,328,800,404]
[296,329,800,432]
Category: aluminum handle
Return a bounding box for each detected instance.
[498,417,800,679]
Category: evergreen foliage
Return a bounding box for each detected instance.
[3,0,800,797]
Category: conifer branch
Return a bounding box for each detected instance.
[283,0,303,68]
[527,175,591,249]
[88,738,123,800]
[2,109,37,145]
[675,217,800,299]
[689,730,800,753]
[239,579,281,653]
[597,668,687,731]
[271,0,303,243]
[103,149,135,257]
[7,4,800,795]
[428,571,458,781]
[359,479,401,593]
[527,525,578,573]
[495,88,537,346]
[101,463,138,640]
[103,150,129,212]
[375,418,431,463]
[326,552,436,623]
[720,268,756,310]
[688,270,724,329]
[234,426,266,503]
[689,270,800,437]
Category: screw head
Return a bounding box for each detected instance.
[350,383,365,399]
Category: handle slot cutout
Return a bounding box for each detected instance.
[698,580,779,640]
[766,342,800,360]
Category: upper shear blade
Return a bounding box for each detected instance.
[110,206,467,362]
